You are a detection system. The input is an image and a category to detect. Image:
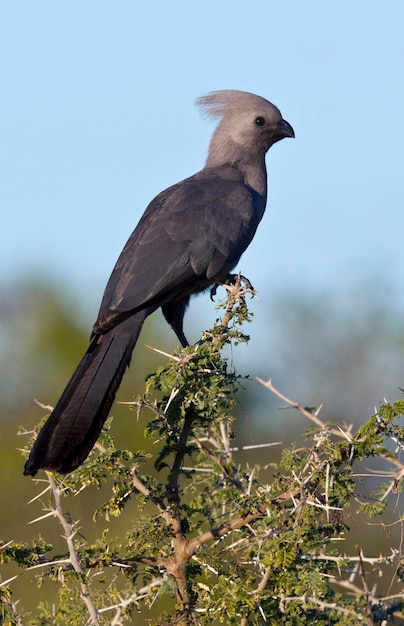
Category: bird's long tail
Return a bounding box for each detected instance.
[24,315,145,476]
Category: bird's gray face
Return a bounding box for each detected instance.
[230,105,295,157]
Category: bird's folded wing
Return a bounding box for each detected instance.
[95,171,259,332]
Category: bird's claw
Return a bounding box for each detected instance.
[210,283,219,301]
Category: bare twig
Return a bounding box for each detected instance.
[34,399,54,412]
[257,378,347,439]
[356,545,375,626]
[97,572,171,624]
[280,593,365,620]
[46,472,100,625]
[188,505,267,554]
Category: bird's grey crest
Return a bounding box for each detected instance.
[195,90,281,120]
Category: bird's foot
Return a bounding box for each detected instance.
[210,273,256,301]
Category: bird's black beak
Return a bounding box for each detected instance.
[275,118,295,140]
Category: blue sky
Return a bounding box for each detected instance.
[1,2,404,317]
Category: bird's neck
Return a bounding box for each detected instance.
[238,159,267,197]
[205,152,267,196]
[205,130,268,196]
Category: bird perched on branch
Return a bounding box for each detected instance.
[24,90,294,476]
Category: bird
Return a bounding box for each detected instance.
[24,90,294,476]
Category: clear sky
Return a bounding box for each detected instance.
[1,2,404,315]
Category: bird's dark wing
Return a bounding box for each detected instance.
[95,167,265,333]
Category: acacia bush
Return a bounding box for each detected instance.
[2,283,404,625]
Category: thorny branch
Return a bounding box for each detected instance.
[257,377,348,438]
[98,573,171,625]
[45,472,100,625]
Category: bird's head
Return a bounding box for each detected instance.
[196,90,294,169]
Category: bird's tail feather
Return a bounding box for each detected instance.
[24,316,144,475]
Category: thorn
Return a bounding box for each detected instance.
[27,485,52,504]
[0,574,19,587]
[28,511,55,524]
[144,344,182,361]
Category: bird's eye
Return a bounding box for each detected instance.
[254,116,266,126]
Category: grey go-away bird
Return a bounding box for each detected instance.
[24,90,294,476]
